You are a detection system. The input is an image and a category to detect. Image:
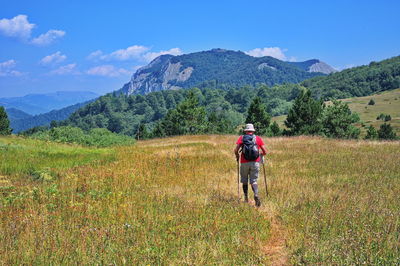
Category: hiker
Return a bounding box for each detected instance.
[234,123,267,207]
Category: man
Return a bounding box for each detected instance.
[234,123,267,207]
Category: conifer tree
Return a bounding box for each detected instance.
[378,123,397,140]
[152,90,208,137]
[322,100,360,139]
[245,97,271,135]
[0,106,12,135]
[269,121,281,136]
[284,89,324,136]
[135,124,149,140]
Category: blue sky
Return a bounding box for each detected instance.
[1,0,399,97]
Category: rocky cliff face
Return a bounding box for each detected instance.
[307,60,337,74]
[119,49,335,95]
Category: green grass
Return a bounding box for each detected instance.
[336,88,400,133]
[0,135,114,178]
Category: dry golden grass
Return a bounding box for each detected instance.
[1,135,399,264]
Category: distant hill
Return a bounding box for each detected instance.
[5,108,32,120]
[119,48,334,95]
[10,100,95,133]
[302,56,400,99]
[0,91,99,115]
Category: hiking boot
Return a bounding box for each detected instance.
[244,195,249,203]
[254,196,261,207]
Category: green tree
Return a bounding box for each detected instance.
[284,89,324,136]
[364,125,378,140]
[322,100,360,139]
[378,123,397,140]
[245,97,271,135]
[269,121,281,136]
[135,123,150,140]
[368,99,375,105]
[153,90,208,137]
[0,106,12,135]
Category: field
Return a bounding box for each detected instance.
[1,135,399,264]
[337,88,400,132]
[272,88,400,135]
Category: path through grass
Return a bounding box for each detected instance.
[1,135,399,264]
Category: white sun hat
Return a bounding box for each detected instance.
[243,123,255,132]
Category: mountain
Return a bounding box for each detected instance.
[0,91,99,115]
[5,108,32,120]
[10,100,95,133]
[289,59,337,74]
[119,49,335,95]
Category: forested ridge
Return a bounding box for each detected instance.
[167,50,323,88]
[57,84,300,136]
[303,56,400,99]
[24,54,400,139]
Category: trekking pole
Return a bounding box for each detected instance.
[237,159,240,202]
[262,155,269,197]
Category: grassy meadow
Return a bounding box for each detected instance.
[272,88,400,135]
[337,88,400,133]
[1,135,399,264]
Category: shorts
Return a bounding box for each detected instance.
[240,161,260,184]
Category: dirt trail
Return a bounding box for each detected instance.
[215,137,290,265]
[260,206,289,265]
[141,136,290,265]
[244,198,289,265]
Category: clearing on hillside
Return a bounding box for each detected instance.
[272,88,400,135]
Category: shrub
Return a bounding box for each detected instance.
[31,126,135,147]
[368,99,375,105]
[376,113,386,120]
[364,125,378,140]
[86,128,136,147]
[378,123,397,140]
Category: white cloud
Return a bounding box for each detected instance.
[87,50,103,60]
[0,15,65,46]
[0,15,35,39]
[0,59,22,76]
[39,51,67,65]
[31,29,65,46]
[49,63,79,75]
[100,45,150,61]
[88,45,183,62]
[142,48,183,62]
[245,47,287,60]
[86,65,130,77]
